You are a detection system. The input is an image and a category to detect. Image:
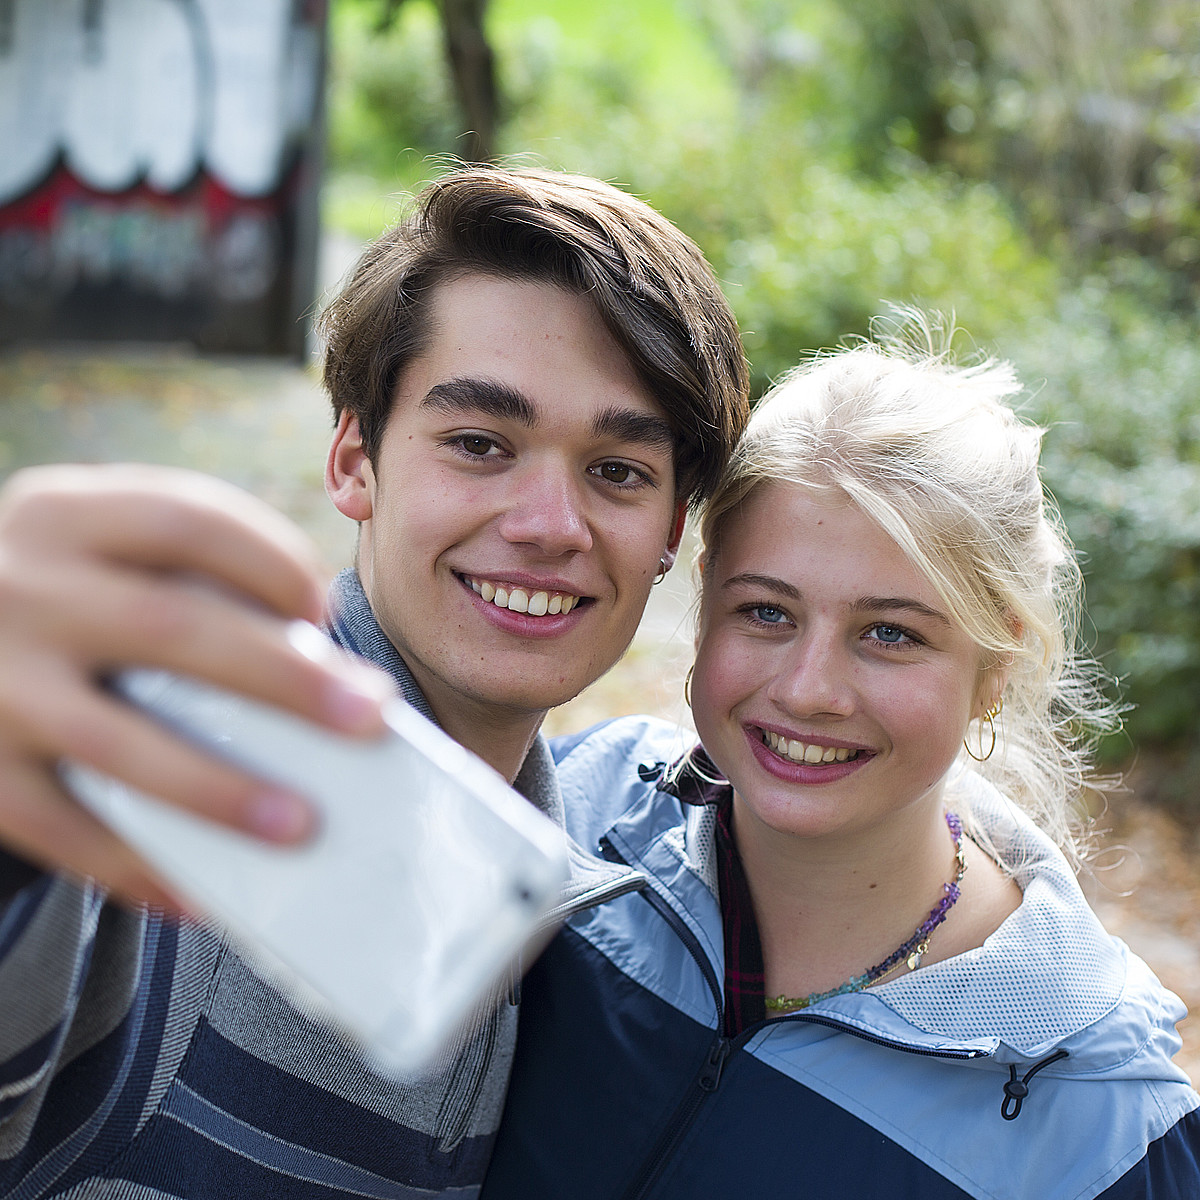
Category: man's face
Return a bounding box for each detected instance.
[327,273,685,756]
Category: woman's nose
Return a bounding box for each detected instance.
[765,632,856,719]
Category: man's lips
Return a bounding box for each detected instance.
[460,573,586,617]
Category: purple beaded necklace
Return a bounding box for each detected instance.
[765,810,968,1014]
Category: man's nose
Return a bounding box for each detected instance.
[497,462,593,556]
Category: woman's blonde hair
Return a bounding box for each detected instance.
[698,315,1117,860]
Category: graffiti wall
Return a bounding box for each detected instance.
[0,0,325,356]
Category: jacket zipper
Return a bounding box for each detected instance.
[601,836,731,1200]
[536,870,648,932]
[770,1009,987,1059]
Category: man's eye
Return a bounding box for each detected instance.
[458,435,497,456]
[592,461,648,487]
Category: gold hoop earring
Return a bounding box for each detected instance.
[963,698,1002,762]
[684,666,694,709]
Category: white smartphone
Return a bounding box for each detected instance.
[63,666,568,1072]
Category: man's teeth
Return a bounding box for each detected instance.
[470,578,579,615]
[763,730,858,764]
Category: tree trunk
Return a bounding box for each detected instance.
[437,0,497,163]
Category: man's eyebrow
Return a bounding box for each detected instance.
[591,405,675,452]
[419,377,536,426]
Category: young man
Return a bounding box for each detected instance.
[0,167,749,1198]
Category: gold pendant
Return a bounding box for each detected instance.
[907,938,930,972]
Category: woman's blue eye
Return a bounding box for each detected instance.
[871,624,907,643]
[754,605,788,624]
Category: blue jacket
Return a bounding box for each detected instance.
[484,717,1200,1200]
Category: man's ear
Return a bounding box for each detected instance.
[325,412,375,522]
[660,499,688,573]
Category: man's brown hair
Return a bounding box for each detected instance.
[318,166,749,505]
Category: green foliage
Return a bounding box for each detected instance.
[1015,285,1200,773]
[674,163,1055,392]
[327,1,458,179]
[834,0,1200,304]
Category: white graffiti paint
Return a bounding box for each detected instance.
[0,0,321,204]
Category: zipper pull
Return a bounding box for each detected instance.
[699,1038,731,1092]
[508,953,522,1006]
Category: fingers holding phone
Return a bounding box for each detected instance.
[0,463,393,903]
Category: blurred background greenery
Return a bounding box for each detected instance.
[325,0,1200,814]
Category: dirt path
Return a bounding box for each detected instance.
[1079,790,1200,1085]
[2,346,1195,1087]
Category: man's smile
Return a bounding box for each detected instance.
[462,574,586,616]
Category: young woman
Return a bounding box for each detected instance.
[483,332,1200,1199]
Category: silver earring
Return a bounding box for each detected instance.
[653,558,669,586]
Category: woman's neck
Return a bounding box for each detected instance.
[731,796,1016,1001]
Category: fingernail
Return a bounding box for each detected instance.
[247,790,315,842]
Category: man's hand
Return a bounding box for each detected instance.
[0,464,392,908]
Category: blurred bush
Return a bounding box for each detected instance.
[1015,285,1200,799]
[838,0,1200,308]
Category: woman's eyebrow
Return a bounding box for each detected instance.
[721,575,952,625]
[852,596,952,625]
[420,377,536,425]
[722,573,801,599]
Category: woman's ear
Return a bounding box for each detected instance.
[326,412,375,523]
[976,656,1013,719]
[977,617,1022,713]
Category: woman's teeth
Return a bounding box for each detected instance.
[468,577,580,616]
[763,729,859,764]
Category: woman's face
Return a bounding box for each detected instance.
[690,482,994,842]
